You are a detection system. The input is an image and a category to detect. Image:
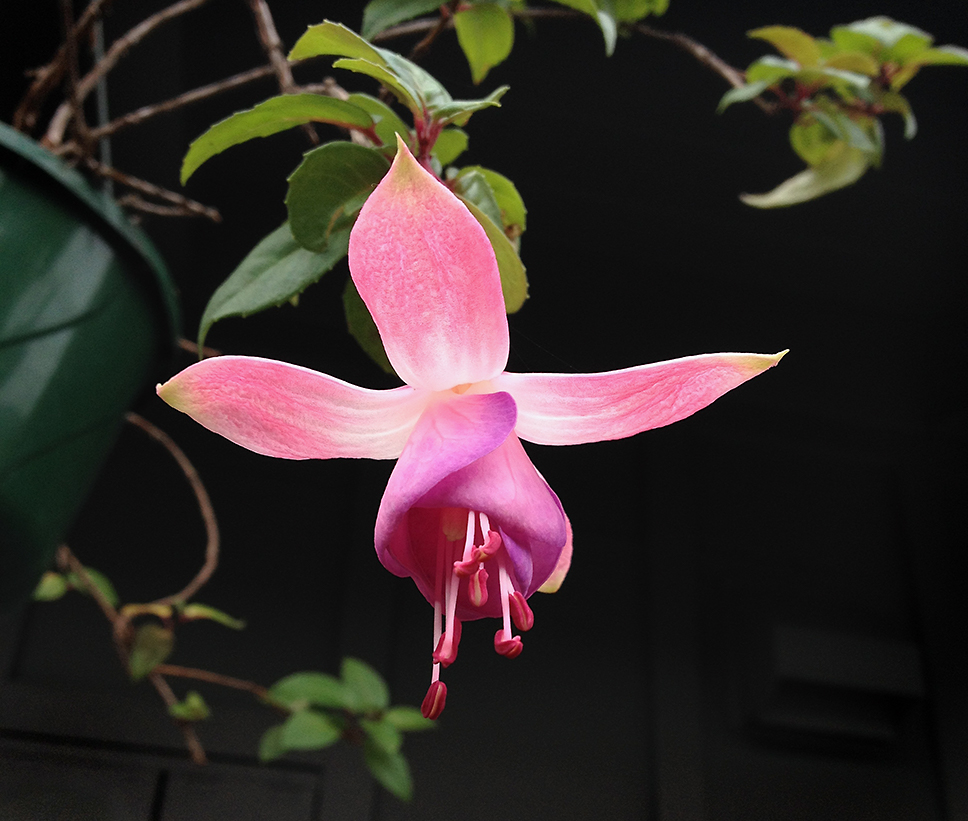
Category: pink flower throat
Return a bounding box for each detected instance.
[421,508,535,719]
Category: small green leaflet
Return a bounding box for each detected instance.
[361,0,443,40]
[454,3,515,84]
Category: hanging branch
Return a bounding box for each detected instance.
[84,158,222,220]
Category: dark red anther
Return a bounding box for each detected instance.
[494,628,523,659]
[421,680,447,720]
[433,618,462,666]
[508,590,534,631]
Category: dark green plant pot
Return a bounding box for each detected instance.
[0,123,179,609]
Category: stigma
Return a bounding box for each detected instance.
[420,508,535,719]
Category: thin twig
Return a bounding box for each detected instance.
[13,0,113,132]
[124,413,220,605]
[408,1,458,63]
[149,672,209,763]
[154,664,272,701]
[83,158,222,221]
[177,338,222,359]
[45,0,215,147]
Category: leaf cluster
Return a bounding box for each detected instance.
[182,22,528,368]
[720,17,968,207]
[260,659,435,801]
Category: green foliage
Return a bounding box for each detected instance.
[548,0,668,55]
[128,623,175,680]
[180,95,376,184]
[179,603,246,630]
[258,658,432,801]
[168,691,211,722]
[343,278,395,375]
[720,16,968,205]
[33,572,69,601]
[454,3,515,84]
[33,566,120,607]
[361,0,443,40]
[197,222,351,349]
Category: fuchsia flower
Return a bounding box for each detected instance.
[158,140,785,718]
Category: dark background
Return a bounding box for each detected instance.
[1,1,966,819]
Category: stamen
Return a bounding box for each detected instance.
[421,680,447,720]
[433,617,462,666]
[509,590,534,632]
[468,565,489,607]
[494,629,524,658]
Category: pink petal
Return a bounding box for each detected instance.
[495,351,787,445]
[348,138,509,391]
[157,355,427,460]
[375,390,518,577]
[537,514,572,593]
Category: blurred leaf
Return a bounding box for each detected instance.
[345,93,411,150]
[717,80,771,113]
[454,3,515,84]
[384,706,436,732]
[364,738,413,801]
[286,142,389,251]
[289,21,386,64]
[128,623,175,681]
[66,566,119,608]
[846,16,930,50]
[880,91,917,138]
[750,25,822,67]
[180,603,246,630]
[548,0,617,55]
[613,0,669,21]
[740,141,870,208]
[744,55,799,85]
[168,690,210,721]
[268,671,351,711]
[433,128,469,166]
[343,278,395,375]
[885,31,933,64]
[362,0,444,39]
[33,572,68,602]
[341,658,389,714]
[197,222,350,349]
[458,195,528,313]
[789,114,839,166]
[830,26,880,56]
[361,716,404,755]
[180,95,374,184]
[822,50,880,76]
[280,709,342,750]
[259,725,286,762]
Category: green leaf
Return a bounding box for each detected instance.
[454,3,515,84]
[912,44,968,67]
[363,738,413,801]
[343,278,395,375]
[457,195,528,313]
[345,93,411,149]
[168,690,210,722]
[381,51,454,111]
[821,50,880,76]
[286,142,389,251]
[384,706,436,732]
[789,114,839,166]
[745,55,800,85]
[433,86,509,127]
[433,128,469,166]
[128,623,175,681]
[454,170,503,232]
[180,603,246,630]
[749,25,822,67]
[259,725,286,762]
[280,709,342,751]
[66,566,120,608]
[885,31,933,65]
[180,95,374,184]
[830,26,881,57]
[33,572,68,601]
[458,166,526,234]
[613,0,669,21]
[362,0,444,39]
[548,0,617,55]
[332,57,422,112]
[740,141,870,208]
[289,21,386,64]
[361,716,404,755]
[268,671,350,711]
[340,658,390,714]
[716,80,771,114]
[846,17,930,50]
[197,222,350,349]
[880,91,917,138]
